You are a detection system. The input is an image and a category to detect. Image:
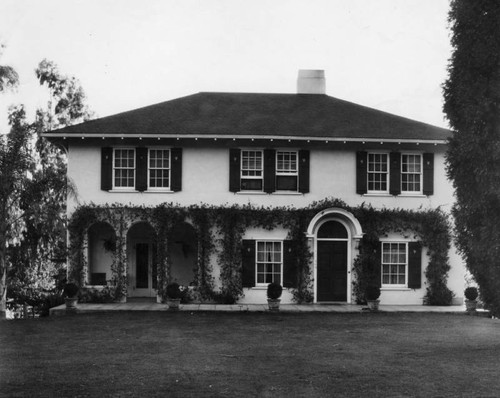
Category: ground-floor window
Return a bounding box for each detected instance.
[256,241,282,285]
[381,242,407,287]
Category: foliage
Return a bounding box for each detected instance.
[365,285,381,301]
[267,282,283,300]
[67,199,452,306]
[79,287,115,303]
[0,44,19,92]
[464,286,478,301]
[165,282,183,299]
[63,283,79,298]
[443,0,500,316]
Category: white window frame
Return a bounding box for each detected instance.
[112,148,136,190]
[241,149,264,191]
[255,240,283,287]
[276,150,298,192]
[148,148,171,191]
[367,152,389,194]
[381,241,408,288]
[401,153,423,194]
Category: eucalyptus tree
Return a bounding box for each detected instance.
[443,0,500,316]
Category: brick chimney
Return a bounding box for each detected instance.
[297,69,325,94]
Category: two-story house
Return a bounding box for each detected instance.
[43,70,465,306]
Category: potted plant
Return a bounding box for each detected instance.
[365,284,381,311]
[267,282,283,312]
[165,283,183,310]
[464,286,478,312]
[63,283,79,312]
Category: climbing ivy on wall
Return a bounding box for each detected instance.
[67,198,453,305]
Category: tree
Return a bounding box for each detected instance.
[443,0,500,316]
[0,44,19,92]
[1,59,92,316]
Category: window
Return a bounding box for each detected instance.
[276,151,298,191]
[401,154,422,193]
[113,148,135,188]
[256,241,282,285]
[367,153,388,192]
[381,242,407,287]
[241,150,263,191]
[148,149,170,189]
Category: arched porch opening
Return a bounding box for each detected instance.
[87,222,116,286]
[127,222,157,298]
[169,222,198,286]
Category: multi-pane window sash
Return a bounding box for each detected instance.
[367,153,388,192]
[149,149,170,189]
[113,148,135,188]
[401,154,422,193]
[276,151,298,191]
[382,242,407,286]
[256,241,282,285]
[241,150,263,191]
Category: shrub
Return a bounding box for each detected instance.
[464,286,478,301]
[79,287,115,303]
[166,283,182,299]
[267,282,283,300]
[365,285,381,301]
[63,283,79,298]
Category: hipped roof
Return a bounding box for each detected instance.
[43,92,450,143]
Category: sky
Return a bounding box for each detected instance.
[0,0,452,134]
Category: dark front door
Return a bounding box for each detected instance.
[136,243,149,289]
[317,241,348,301]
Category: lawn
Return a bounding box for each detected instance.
[1,312,499,397]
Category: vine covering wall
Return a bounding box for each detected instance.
[67,198,454,305]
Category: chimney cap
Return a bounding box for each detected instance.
[297,69,326,94]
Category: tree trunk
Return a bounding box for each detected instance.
[0,239,7,318]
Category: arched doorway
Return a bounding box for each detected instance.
[316,220,349,301]
[127,222,157,298]
[307,208,363,303]
[169,222,198,286]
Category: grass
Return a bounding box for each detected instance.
[1,312,499,397]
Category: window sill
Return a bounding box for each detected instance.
[143,190,174,193]
[381,287,412,291]
[236,191,267,195]
[363,193,428,198]
[109,189,138,193]
[272,191,303,196]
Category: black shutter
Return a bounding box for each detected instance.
[423,153,434,196]
[171,148,182,192]
[264,149,276,193]
[101,147,113,191]
[241,240,256,288]
[298,150,310,193]
[283,240,297,288]
[136,147,148,192]
[389,152,401,196]
[375,243,382,288]
[408,242,422,289]
[356,151,367,194]
[229,149,241,192]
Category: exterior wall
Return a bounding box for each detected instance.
[67,142,465,305]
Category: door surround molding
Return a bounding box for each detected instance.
[307,208,364,303]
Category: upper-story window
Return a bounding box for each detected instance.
[357,151,434,196]
[113,148,136,189]
[276,151,298,191]
[367,152,388,193]
[101,147,182,192]
[241,150,264,191]
[230,148,309,194]
[149,149,171,190]
[401,154,422,194]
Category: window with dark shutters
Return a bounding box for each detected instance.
[241,240,256,287]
